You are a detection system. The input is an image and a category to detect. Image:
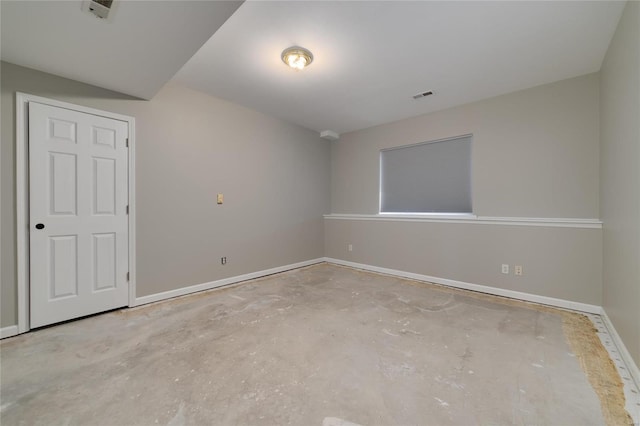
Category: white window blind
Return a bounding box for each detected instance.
[380,135,472,213]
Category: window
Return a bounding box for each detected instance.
[380,134,472,214]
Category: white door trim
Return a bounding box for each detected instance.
[15,92,136,334]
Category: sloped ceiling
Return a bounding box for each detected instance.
[1,1,626,132]
[1,0,243,99]
[174,1,625,133]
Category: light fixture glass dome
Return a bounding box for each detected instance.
[281,46,313,70]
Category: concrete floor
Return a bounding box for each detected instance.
[0,263,627,425]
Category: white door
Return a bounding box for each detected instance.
[29,102,129,328]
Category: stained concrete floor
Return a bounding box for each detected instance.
[0,263,626,425]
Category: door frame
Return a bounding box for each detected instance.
[15,92,137,334]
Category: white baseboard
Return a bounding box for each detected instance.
[327,257,639,392]
[133,258,325,307]
[1,325,19,339]
[5,256,638,397]
[600,309,640,390]
[324,257,602,314]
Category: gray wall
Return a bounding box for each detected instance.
[1,62,331,328]
[600,1,640,366]
[331,73,600,218]
[326,220,602,305]
[327,74,602,305]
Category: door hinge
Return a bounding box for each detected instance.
[126,138,129,147]
[126,272,130,281]
[126,205,129,214]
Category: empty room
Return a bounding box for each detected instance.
[1,0,639,424]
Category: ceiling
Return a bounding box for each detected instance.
[1,1,626,133]
[174,0,625,134]
[0,0,243,99]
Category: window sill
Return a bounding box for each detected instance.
[378,212,477,220]
[323,213,602,229]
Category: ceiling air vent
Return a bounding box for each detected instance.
[82,0,115,20]
[413,90,434,100]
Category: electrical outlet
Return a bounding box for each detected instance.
[515,265,523,276]
[217,193,224,204]
[348,244,353,252]
[501,264,509,274]
[221,257,227,265]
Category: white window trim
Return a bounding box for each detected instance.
[379,212,477,219]
[324,213,602,229]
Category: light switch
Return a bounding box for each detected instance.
[217,193,223,204]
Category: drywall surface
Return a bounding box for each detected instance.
[0,62,330,328]
[327,74,602,307]
[600,1,640,366]
[325,219,602,305]
[331,73,600,217]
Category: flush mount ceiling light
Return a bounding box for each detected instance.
[281,46,313,70]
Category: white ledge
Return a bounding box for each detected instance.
[324,214,602,229]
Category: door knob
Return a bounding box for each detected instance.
[35,223,45,230]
